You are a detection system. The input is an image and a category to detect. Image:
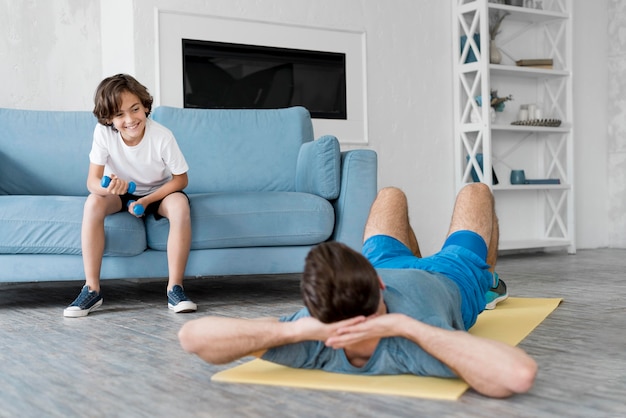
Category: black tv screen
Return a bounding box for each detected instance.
[182,39,347,119]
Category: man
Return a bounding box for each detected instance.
[178,183,537,398]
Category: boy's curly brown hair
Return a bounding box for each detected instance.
[93,74,153,126]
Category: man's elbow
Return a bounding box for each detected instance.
[510,357,538,394]
[496,357,538,398]
[177,322,199,354]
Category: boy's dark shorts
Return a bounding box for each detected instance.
[119,191,189,220]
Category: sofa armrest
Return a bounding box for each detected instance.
[331,149,378,251]
[295,135,341,200]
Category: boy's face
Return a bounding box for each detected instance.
[109,91,148,145]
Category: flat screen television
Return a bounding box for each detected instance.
[182,39,347,119]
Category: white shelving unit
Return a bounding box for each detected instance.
[452,0,575,254]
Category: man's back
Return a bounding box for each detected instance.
[261,268,464,377]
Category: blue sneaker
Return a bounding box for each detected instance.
[167,285,197,313]
[64,285,103,317]
[485,272,508,310]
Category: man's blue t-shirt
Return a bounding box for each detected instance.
[261,269,465,378]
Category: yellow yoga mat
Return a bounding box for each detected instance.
[212,297,561,400]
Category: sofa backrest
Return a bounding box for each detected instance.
[0,106,314,196]
[0,108,95,196]
[152,106,315,194]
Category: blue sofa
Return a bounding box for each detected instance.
[0,106,377,283]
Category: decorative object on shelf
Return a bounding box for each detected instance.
[518,105,529,121]
[476,90,513,112]
[505,0,524,6]
[489,10,509,64]
[510,170,560,185]
[510,169,526,185]
[460,34,480,63]
[467,154,500,185]
[510,119,562,127]
[525,179,560,184]
[472,90,513,123]
[517,103,542,120]
[489,40,502,64]
[515,58,554,69]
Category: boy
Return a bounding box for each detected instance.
[64,74,196,317]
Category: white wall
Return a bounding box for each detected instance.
[0,0,614,253]
[0,0,101,110]
[607,0,626,247]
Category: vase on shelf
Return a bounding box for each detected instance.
[489,40,502,64]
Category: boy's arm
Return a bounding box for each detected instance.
[136,172,188,207]
[326,313,537,398]
[178,315,366,365]
[86,163,108,195]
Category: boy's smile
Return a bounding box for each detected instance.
[110,91,148,146]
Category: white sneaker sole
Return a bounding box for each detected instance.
[63,299,103,318]
[168,300,197,313]
[485,294,508,310]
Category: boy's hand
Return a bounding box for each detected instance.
[104,174,130,195]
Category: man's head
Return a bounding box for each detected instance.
[301,241,381,323]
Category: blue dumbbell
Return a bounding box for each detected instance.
[101,176,144,216]
[101,175,136,194]
[126,200,145,216]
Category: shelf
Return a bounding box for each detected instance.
[461,123,571,134]
[453,0,574,254]
[490,64,570,78]
[493,183,570,192]
[491,123,571,133]
[460,62,569,77]
[499,238,572,252]
[488,4,569,24]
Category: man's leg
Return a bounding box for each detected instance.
[363,187,421,257]
[447,183,507,309]
[447,183,498,272]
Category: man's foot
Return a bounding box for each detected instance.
[64,285,103,317]
[485,272,508,310]
[167,285,197,313]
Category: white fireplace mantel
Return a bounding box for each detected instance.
[153,10,368,145]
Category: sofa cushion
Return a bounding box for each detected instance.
[145,192,335,250]
[0,196,146,256]
[295,135,341,200]
[0,108,96,196]
[151,106,314,194]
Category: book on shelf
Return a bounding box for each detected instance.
[516,58,554,68]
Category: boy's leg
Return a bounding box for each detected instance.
[363,187,421,257]
[447,182,499,272]
[81,193,122,292]
[158,192,196,313]
[158,192,191,290]
[65,193,120,317]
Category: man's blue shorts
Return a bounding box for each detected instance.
[362,231,492,329]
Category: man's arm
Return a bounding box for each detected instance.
[326,313,537,398]
[178,315,366,365]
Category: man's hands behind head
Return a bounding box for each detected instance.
[325,313,408,349]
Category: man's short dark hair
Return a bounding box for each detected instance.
[93,74,153,126]
[301,241,380,323]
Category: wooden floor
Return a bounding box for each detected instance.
[1,249,625,417]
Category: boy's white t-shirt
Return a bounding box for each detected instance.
[89,119,189,196]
